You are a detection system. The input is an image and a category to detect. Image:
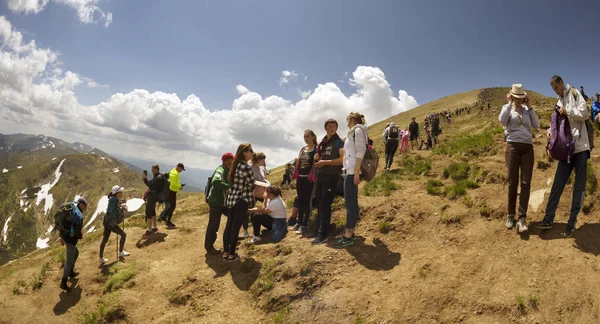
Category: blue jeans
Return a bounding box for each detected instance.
[344,175,360,230]
[62,243,79,281]
[543,151,589,230]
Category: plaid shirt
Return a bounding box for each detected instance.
[226,161,256,208]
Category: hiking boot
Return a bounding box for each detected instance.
[295,226,305,235]
[98,257,108,264]
[561,227,575,238]
[119,250,130,257]
[291,223,300,231]
[249,236,262,244]
[166,221,176,227]
[206,247,222,255]
[334,236,356,249]
[69,270,80,278]
[242,230,250,238]
[516,217,528,233]
[311,235,328,245]
[538,220,553,230]
[505,214,515,229]
[60,279,71,292]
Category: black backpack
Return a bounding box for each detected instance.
[204,173,214,203]
[157,172,171,203]
[388,125,399,139]
[53,202,74,236]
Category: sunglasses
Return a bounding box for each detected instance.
[245,149,253,153]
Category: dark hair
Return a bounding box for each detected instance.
[550,75,563,85]
[324,119,338,129]
[252,152,266,164]
[228,143,252,185]
[304,129,318,146]
[267,186,282,197]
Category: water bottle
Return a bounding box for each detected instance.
[70,227,75,238]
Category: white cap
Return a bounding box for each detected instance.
[111,185,124,195]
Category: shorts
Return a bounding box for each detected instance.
[410,135,418,141]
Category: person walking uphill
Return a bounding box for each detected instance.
[57,197,87,291]
[409,117,419,150]
[222,144,255,262]
[335,112,368,248]
[159,163,186,228]
[539,75,591,238]
[383,122,400,171]
[204,153,233,255]
[99,186,130,264]
[143,164,164,236]
[499,84,540,233]
[310,119,344,245]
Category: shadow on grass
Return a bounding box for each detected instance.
[341,237,401,271]
[529,222,600,256]
[53,278,81,315]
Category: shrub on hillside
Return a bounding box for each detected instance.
[103,262,136,293]
[426,180,444,196]
[444,162,470,181]
[363,173,400,197]
[397,155,432,176]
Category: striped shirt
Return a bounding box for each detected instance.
[226,161,256,208]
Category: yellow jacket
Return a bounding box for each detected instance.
[169,168,182,192]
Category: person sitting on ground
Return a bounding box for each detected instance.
[281,162,294,186]
[592,93,600,124]
[418,131,433,150]
[99,186,130,264]
[248,186,288,244]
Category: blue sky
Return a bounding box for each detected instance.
[1,0,599,168]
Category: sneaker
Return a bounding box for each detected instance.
[505,214,515,229]
[206,247,222,255]
[538,220,553,230]
[98,257,108,264]
[516,218,528,233]
[307,232,319,239]
[249,236,262,244]
[227,254,241,262]
[60,280,71,292]
[561,227,575,238]
[295,226,305,235]
[337,234,355,243]
[291,223,300,231]
[311,235,328,245]
[166,221,176,228]
[334,236,355,249]
[242,230,250,238]
[119,250,131,257]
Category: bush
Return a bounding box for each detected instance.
[363,173,399,197]
[378,221,392,233]
[445,162,470,181]
[82,299,126,324]
[398,156,432,176]
[426,180,444,196]
[103,262,136,293]
[433,127,502,157]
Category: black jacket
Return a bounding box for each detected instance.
[144,173,165,199]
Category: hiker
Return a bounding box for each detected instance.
[580,86,589,102]
[592,93,600,123]
[499,84,540,233]
[281,162,294,186]
[58,197,87,291]
[309,118,344,245]
[248,186,288,243]
[399,128,409,155]
[204,153,234,255]
[291,129,318,235]
[336,112,368,248]
[418,131,433,150]
[539,75,591,238]
[243,152,268,238]
[409,117,419,150]
[159,163,185,227]
[142,164,164,236]
[99,185,130,264]
[222,143,255,261]
[431,114,441,147]
[382,122,400,171]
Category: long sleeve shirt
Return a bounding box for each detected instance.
[498,103,540,144]
[168,168,182,192]
[557,85,590,153]
[592,100,600,121]
[344,124,368,175]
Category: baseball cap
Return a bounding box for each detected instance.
[177,163,185,171]
[77,197,87,206]
[221,152,234,162]
[111,185,124,195]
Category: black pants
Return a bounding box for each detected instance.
[160,190,177,222]
[243,197,263,230]
[296,177,314,227]
[223,199,249,254]
[99,225,126,257]
[385,141,399,169]
[145,196,157,219]
[316,174,338,237]
[281,174,292,186]
[251,212,273,236]
[205,206,228,250]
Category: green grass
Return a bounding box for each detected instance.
[354,316,366,324]
[440,211,463,224]
[397,155,432,176]
[378,221,392,233]
[250,259,282,299]
[31,262,49,290]
[82,297,126,324]
[363,172,400,197]
[168,290,191,305]
[528,294,539,310]
[12,279,26,295]
[426,179,444,196]
[271,307,295,324]
[103,262,136,294]
[274,244,293,257]
[462,195,474,208]
[443,162,470,181]
[516,295,526,314]
[434,127,503,157]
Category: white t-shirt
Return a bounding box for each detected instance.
[266,196,287,219]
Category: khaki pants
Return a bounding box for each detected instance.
[505,142,534,217]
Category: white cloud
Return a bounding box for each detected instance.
[298,89,312,99]
[0,17,419,170]
[278,70,298,87]
[7,0,112,27]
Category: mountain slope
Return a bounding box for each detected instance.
[1,88,599,323]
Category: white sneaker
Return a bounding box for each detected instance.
[242,230,250,238]
[517,218,528,233]
[295,226,305,235]
[291,223,300,231]
[98,257,108,264]
[249,236,262,244]
[118,250,130,257]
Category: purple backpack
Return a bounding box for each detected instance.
[547,107,575,163]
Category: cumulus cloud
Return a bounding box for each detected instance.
[0,16,419,169]
[7,0,112,27]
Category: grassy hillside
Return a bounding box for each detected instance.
[1,88,599,323]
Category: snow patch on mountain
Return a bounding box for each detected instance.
[84,195,109,229]
[125,198,145,212]
[35,159,66,215]
[17,166,22,169]
[3,217,12,243]
[36,237,49,249]
[113,168,120,173]
[2,169,7,173]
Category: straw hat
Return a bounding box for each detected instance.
[510,84,527,98]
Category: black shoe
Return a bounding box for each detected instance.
[69,270,79,278]
[561,227,575,238]
[311,235,328,245]
[206,247,222,255]
[166,221,176,227]
[60,280,71,292]
[307,232,319,239]
[538,221,553,230]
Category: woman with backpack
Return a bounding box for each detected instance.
[98,185,131,264]
[292,129,318,235]
[335,112,368,248]
[222,143,255,262]
[498,84,540,234]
